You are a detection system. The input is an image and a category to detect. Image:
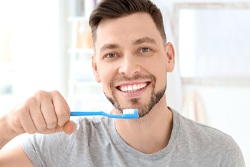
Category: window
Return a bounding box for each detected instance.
[174,3,250,81]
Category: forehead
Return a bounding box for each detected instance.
[94,13,162,52]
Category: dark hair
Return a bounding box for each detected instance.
[89,0,166,43]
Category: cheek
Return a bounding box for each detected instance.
[98,66,115,91]
[151,59,168,86]
[147,57,168,75]
[99,65,113,81]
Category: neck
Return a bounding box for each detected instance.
[114,98,173,154]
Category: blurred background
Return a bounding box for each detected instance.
[0,0,249,165]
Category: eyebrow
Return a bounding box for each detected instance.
[100,44,119,53]
[99,37,157,53]
[132,37,157,46]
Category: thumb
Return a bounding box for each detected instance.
[63,121,76,134]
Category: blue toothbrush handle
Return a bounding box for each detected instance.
[70,111,106,116]
[70,110,139,119]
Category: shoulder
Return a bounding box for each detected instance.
[172,110,245,166]
[173,109,233,143]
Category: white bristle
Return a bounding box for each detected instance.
[123,109,136,114]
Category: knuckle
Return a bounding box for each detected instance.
[50,90,61,96]
[16,104,27,115]
[25,97,37,107]
[35,90,50,100]
[35,90,46,96]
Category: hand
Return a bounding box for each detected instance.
[7,90,76,135]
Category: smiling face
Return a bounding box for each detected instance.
[92,13,175,117]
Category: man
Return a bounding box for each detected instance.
[0,0,245,166]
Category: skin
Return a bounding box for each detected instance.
[92,13,175,153]
[0,12,175,166]
[0,90,76,166]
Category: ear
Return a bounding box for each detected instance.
[92,55,101,83]
[166,42,175,72]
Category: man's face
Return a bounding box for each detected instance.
[92,13,174,117]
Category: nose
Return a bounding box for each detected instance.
[118,56,141,77]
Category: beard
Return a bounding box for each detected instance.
[104,74,166,118]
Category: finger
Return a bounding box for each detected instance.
[36,90,58,129]
[39,121,76,134]
[51,90,70,126]
[28,98,47,132]
[18,103,37,134]
[63,121,76,134]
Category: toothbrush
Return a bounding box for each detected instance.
[70,109,139,119]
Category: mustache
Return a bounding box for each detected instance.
[110,74,155,86]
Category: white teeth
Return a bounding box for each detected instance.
[119,83,147,92]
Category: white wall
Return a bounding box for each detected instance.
[0,0,62,114]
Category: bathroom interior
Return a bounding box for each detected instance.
[0,0,250,165]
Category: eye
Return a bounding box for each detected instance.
[140,47,151,53]
[104,53,118,59]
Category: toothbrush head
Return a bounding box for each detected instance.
[122,109,139,119]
